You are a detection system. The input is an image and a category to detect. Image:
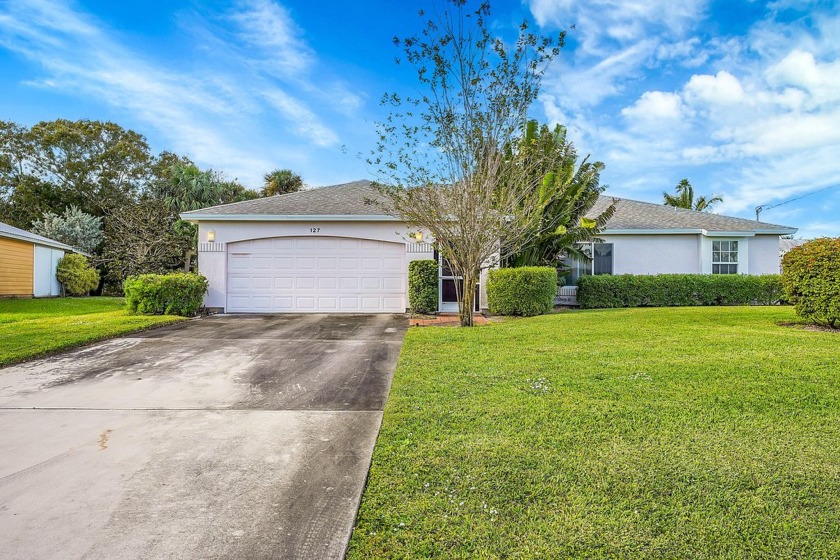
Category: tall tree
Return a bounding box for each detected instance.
[148,162,259,271]
[30,205,103,254]
[663,179,722,212]
[262,169,303,197]
[373,1,565,326]
[100,199,190,284]
[0,119,153,226]
[506,121,616,267]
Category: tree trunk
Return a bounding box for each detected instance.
[184,250,194,273]
[459,270,478,327]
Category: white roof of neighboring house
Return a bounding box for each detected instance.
[780,238,810,253]
[181,180,798,235]
[0,221,76,252]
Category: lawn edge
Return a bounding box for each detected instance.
[0,315,191,369]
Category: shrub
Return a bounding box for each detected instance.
[123,273,208,316]
[487,267,557,316]
[56,253,100,296]
[408,259,439,314]
[781,237,840,328]
[577,274,784,309]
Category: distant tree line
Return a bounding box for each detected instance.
[0,118,302,292]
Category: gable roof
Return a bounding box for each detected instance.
[0,221,76,251]
[588,196,796,234]
[181,180,391,219]
[181,179,796,234]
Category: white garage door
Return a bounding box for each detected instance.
[226,236,406,313]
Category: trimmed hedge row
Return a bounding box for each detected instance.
[124,273,208,316]
[577,274,783,309]
[781,237,840,328]
[408,259,438,314]
[487,267,557,317]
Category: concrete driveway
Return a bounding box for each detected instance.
[0,314,407,559]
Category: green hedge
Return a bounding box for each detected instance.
[408,259,438,314]
[487,267,557,317]
[577,274,784,309]
[56,254,100,296]
[781,238,840,328]
[124,273,208,316]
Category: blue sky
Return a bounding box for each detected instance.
[1,0,838,237]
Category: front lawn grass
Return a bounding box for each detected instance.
[348,306,840,558]
[0,297,185,367]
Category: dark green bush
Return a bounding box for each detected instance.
[56,253,99,296]
[123,273,208,316]
[577,274,784,309]
[781,237,840,328]
[408,259,438,314]
[487,267,557,316]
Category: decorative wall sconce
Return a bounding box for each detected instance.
[207,230,216,242]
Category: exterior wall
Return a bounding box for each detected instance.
[749,235,782,274]
[0,237,34,296]
[602,234,702,275]
[601,233,782,276]
[33,246,65,297]
[196,221,492,312]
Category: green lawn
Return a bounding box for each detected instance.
[348,307,840,559]
[0,297,185,367]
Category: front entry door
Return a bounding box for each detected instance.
[437,252,479,313]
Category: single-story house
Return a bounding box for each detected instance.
[0,221,75,297]
[181,180,797,313]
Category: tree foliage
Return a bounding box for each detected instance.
[0,119,152,226]
[373,1,565,326]
[56,253,100,296]
[506,121,616,267]
[262,169,303,197]
[100,199,191,284]
[663,179,722,212]
[781,237,840,328]
[30,205,103,254]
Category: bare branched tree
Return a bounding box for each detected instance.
[372,1,566,326]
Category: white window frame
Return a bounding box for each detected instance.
[712,239,739,274]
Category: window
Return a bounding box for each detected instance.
[593,243,613,275]
[561,242,613,285]
[712,240,738,274]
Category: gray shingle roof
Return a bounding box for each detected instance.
[181,180,390,216]
[183,179,796,233]
[588,196,795,233]
[0,221,75,251]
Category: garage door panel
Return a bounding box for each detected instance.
[296,257,316,269]
[296,277,315,289]
[383,277,402,290]
[274,277,293,289]
[340,277,359,289]
[226,236,405,313]
[318,277,337,289]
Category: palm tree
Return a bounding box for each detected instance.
[506,121,617,267]
[663,179,723,212]
[262,169,303,197]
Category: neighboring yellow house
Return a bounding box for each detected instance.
[0,221,75,297]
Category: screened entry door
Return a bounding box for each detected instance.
[437,252,480,313]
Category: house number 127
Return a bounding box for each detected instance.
[310,227,320,233]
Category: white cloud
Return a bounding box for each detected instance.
[0,0,359,187]
[684,70,744,105]
[622,91,684,121]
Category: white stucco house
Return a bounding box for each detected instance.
[181,180,797,313]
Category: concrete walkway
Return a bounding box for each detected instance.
[0,314,407,559]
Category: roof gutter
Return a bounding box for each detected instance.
[0,232,80,253]
[179,213,401,223]
[602,228,798,236]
